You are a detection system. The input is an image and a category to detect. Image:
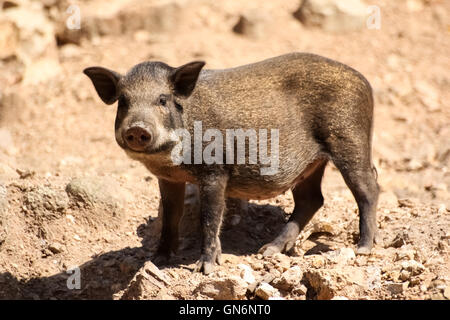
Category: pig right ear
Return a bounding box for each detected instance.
[83,67,121,105]
[169,61,205,97]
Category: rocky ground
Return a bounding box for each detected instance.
[0,0,449,300]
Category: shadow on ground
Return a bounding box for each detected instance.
[0,203,288,299]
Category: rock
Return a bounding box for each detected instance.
[120,261,171,300]
[400,260,425,276]
[331,296,349,300]
[293,284,308,296]
[194,277,247,300]
[386,282,409,295]
[255,282,279,300]
[272,266,302,291]
[0,20,19,60]
[387,231,410,248]
[23,185,70,220]
[237,264,256,284]
[305,254,326,268]
[397,198,419,208]
[399,270,411,282]
[304,270,336,300]
[232,11,270,39]
[66,176,131,210]
[325,248,355,265]
[312,220,336,235]
[1,3,61,85]
[437,204,447,215]
[48,242,64,254]
[444,286,450,300]
[293,0,367,32]
[272,253,291,272]
[395,246,416,261]
[141,261,171,286]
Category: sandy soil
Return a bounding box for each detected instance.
[0,0,448,300]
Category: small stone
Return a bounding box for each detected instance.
[73,234,81,241]
[398,198,419,208]
[304,270,336,300]
[326,247,355,265]
[272,253,291,271]
[312,220,336,235]
[437,204,447,215]
[386,282,409,295]
[232,11,270,39]
[48,243,64,254]
[255,282,279,300]
[444,286,450,300]
[399,270,411,282]
[395,247,416,261]
[306,255,326,268]
[294,0,367,32]
[293,284,308,296]
[272,266,302,291]
[401,260,425,276]
[237,264,256,284]
[249,260,264,271]
[195,277,247,300]
[143,261,171,286]
[388,231,410,248]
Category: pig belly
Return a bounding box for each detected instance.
[225,158,326,200]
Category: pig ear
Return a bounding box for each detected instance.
[169,61,205,97]
[83,67,121,105]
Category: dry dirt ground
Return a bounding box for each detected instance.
[0,0,449,300]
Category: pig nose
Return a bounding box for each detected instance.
[124,126,152,152]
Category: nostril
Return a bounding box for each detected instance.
[140,134,150,142]
[126,134,134,142]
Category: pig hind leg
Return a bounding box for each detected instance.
[329,137,379,254]
[259,159,327,256]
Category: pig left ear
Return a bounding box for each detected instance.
[83,67,121,105]
[169,61,205,97]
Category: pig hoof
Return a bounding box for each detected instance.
[356,245,372,255]
[194,256,215,275]
[258,244,281,257]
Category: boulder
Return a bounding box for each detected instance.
[294,0,368,32]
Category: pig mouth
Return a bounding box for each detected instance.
[123,140,177,157]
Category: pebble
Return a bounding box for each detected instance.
[237,264,256,284]
[444,286,450,300]
[306,255,326,268]
[386,282,409,295]
[255,282,279,300]
[400,260,425,276]
[272,266,302,291]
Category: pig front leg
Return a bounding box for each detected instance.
[194,174,228,275]
[153,179,185,265]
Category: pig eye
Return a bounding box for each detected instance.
[118,95,128,109]
[159,95,167,106]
